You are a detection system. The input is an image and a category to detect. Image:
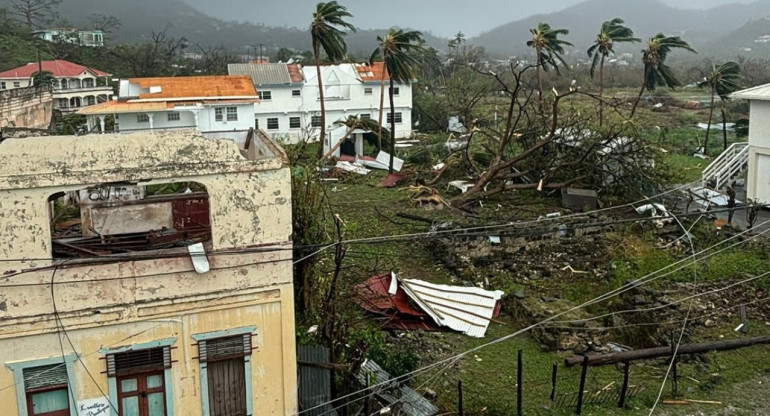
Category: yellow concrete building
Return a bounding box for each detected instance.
[0,130,297,415]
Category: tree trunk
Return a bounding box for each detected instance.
[314,44,326,159]
[599,54,605,126]
[630,66,651,118]
[721,102,729,151]
[388,78,396,174]
[704,86,716,157]
[377,63,386,151]
[536,48,543,102]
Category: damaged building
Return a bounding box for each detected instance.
[0,130,297,415]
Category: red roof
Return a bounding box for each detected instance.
[355,62,389,82]
[0,60,111,79]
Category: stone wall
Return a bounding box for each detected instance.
[0,86,53,129]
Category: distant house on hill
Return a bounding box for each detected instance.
[33,28,104,47]
[0,60,112,114]
[78,75,259,144]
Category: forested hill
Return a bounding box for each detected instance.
[470,0,770,57]
[0,0,446,57]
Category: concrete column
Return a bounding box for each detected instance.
[98,116,106,134]
[193,111,200,130]
[148,113,154,130]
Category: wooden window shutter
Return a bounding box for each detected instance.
[199,334,251,363]
[106,346,171,376]
[23,364,68,390]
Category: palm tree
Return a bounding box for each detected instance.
[370,29,425,173]
[526,23,573,101]
[698,61,741,155]
[310,1,355,158]
[587,18,640,125]
[630,33,696,117]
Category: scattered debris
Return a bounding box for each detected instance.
[188,242,209,274]
[561,188,598,211]
[335,161,370,175]
[447,180,474,193]
[357,359,439,416]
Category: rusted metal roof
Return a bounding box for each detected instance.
[355,273,439,331]
[128,75,257,99]
[399,278,504,338]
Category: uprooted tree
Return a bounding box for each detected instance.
[436,64,671,209]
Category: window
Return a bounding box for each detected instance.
[137,113,149,123]
[107,347,171,416]
[215,108,224,122]
[311,116,322,127]
[292,89,301,97]
[0,81,5,90]
[360,114,371,120]
[289,117,301,129]
[258,91,272,100]
[226,107,238,122]
[387,112,403,124]
[194,328,254,416]
[24,365,70,416]
[13,81,21,88]
[391,87,400,96]
[7,356,76,416]
[254,118,259,129]
[267,118,279,130]
[364,87,373,95]
[167,112,180,122]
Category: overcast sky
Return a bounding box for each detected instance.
[182,0,754,37]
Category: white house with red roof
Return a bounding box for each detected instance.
[228,62,413,144]
[0,60,113,113]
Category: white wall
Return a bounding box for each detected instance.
[749,100,770,149]
[252,64,414,144]
[115,104,254,133]
[0,78,32,91]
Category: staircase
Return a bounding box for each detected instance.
[701,142,749,190]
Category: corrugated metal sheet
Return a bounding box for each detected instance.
[297,346,335,416]
[228,63,293,86]
[357,359,438,416]
[400,278,504,338]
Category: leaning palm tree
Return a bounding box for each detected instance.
[370,29,425,173]
[698,61,741,155]
[310,1,355,158]
[526,23,573,101]
[587,18,640,125]
[320,115,390,161]
[630,33,696,117]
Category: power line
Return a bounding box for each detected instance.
[295,220,770,415]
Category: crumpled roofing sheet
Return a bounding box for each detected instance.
[399,278,504,338]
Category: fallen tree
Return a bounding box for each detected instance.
[564,335,770,367]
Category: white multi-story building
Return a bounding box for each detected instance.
[228,62,413,144]
[0,60,112,113]
[79,75,259,144]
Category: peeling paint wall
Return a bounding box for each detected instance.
[0,130,297,415]
[0,86,53,129]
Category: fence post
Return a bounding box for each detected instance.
[458,380,464,416]
[576,355,588,415]
[517,349,523,416]
[364,374,370,416]
[550,362,558,402]
[671,333,678,397]
[618,362,630,408]
[740,304,748,334]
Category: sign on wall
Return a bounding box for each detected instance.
[77,397,112,416]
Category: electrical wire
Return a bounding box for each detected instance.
[295,220,770,415]
[50,259,120,415]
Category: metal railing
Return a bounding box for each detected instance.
[701,142,749,190]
